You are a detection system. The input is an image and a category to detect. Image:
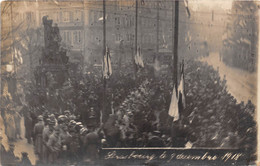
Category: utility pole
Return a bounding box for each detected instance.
[101,0,106,124]
[172,0,179,90]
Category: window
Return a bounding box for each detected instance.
[115,17,120,25]
[73,10,82,22]
[62,31,71,44]
[126,34,131,41]
[126,17,131,27]
[62,11,70,22]
[54,12,60,22]
[116,34,121,41]
[73,31,82,45]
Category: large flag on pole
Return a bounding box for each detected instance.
[103,47,112,79]
[168,86,179,122]
[135,46,144,68]
[178,62,186,108]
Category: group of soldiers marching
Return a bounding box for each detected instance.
[32,110,101,165]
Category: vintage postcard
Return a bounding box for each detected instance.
[0,0,259,165]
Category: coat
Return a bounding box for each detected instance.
[24,114,33,140]
[6,114,16,140]
[47,133,61,163]
[34,121,44,155]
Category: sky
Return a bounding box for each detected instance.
[188,0,233,11]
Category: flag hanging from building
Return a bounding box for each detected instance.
[168,86,179,122]
[184,0,190,18]
[135,46,144,68]
[14,48,23,65]
[178,62,186,108]
[103,47,112,79]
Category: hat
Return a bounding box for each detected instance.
[64,110,70,114]
[76,122,82,126]
[38,115,43,121]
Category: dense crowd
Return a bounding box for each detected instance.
[0,57,257,165]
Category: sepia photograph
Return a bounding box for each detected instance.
[0,0,259,165]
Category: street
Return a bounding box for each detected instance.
[0,115,37,165]
[200,52,257,105]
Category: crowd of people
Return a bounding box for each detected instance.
[0,55,257,165]
[22,109,102,165]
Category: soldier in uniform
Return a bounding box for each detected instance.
[42,119,55,164]
[83,128,100,163]
[24,108,33,144]
[34,115,44,160]
[47,126,61,164]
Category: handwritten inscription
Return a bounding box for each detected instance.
[104,151,244,163]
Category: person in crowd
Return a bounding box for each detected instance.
[14,110,22,140]
[5,110,16,142]
[34,115,44,160]
[42,119,55,164]
[103,114,120,147]
[83,127,101,163]
[23,108,33,144]
[18,152,32,166]
[47,126,61,164]
[5,143,19,166]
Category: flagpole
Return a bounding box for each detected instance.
[101,0,106,124]
[133,0,138,80]
[173,0,179,93]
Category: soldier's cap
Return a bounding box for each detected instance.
[64,110,70,114]
[69,120,76,126]
[80,128,88,135]
[153,130,161,135]
[76,122,82,126]
[38,115,43,121]
[58,115,66,120]
[49,114,55,118]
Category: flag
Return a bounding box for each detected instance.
[168,86,179,122]
[103,47,112,79]
[178,62,186,108]
[184,0,190,18]
[134,47,144,68]
[98,15,108,21]
[14,48,23,65]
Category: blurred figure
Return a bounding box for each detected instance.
[14,110,22,140]
[5,143,19,165]
[34,115,44,160]
[18,152,32,166]
[24,110,33,144]
[5,110,16,142]
[42,119,55,164]
[47,126,61,164]
[83,128,100,163]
